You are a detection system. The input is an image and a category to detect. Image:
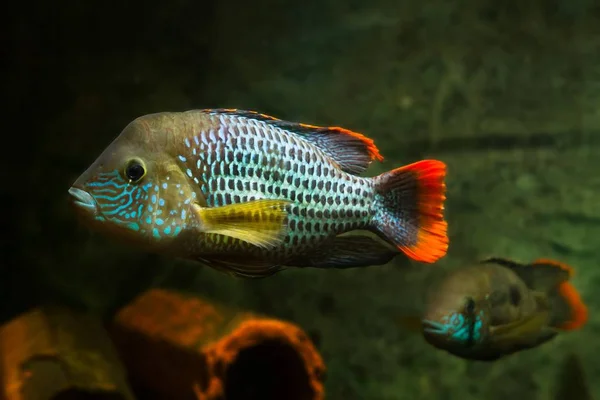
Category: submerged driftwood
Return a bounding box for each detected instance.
[0,306,135,400]
[107,288,326,400]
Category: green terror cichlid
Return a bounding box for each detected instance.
[68,109,448,278]
[419,257,588,361]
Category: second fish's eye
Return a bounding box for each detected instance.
[125,159,146,182]
[509,285,522,306]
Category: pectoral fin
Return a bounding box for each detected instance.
[193,199,291,249]
[489,311,550,344]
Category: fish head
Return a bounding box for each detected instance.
[421,268,492,351]
[68,113,203,247]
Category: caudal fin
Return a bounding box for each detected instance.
[551,281,588,330]
[371,159,448,263]
[529,258,589,331]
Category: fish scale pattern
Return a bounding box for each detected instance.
[176,113,376,257]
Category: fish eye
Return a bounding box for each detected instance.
[124,158,146,183]
[508,285,522,306]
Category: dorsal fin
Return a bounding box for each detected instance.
[480,257,571,291]
[205,108,384,175]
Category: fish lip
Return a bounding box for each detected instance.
[422,319,447,335]
[68,186,98,214]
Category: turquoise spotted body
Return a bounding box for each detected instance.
[177,112,376,259]
[69,108,447,277]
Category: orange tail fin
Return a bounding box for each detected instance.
[371,159,448,263]
[554,281,588,331]
[531,258,588,331]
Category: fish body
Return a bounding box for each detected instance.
[69,109,448,277]
[420,257,588,361]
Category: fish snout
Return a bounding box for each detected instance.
[421,319,453,348]
[68,186,98,215]
[422,319,449,336]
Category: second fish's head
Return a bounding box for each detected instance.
[421,268,492,353]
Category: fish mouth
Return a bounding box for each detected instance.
[422,319,448,335]
[68,187,98,215]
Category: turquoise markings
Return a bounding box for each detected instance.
[85,169,189,238]
[424,311,484,345]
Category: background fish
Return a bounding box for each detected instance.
[416,257,588,361]
[68,109,448,278]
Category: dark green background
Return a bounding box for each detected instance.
[5,0,599,398]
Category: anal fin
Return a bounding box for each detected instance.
[288,235,399,269]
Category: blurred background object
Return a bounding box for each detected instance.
[107,289,325,400]
[0,306,135,400]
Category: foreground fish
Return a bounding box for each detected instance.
[68,109,448,277]
[417,257,588,361]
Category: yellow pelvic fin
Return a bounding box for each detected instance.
[193,199,291,249]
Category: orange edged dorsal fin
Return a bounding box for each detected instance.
[372,160,448,263]
[480,257,526,268]
[296,122,384,171]
[485,257,571,292]
[531,258,574,277]
[554,281,588,331]
[204,108,383,174]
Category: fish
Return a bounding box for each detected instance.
[68,108,448,278]
[409,257,588,361]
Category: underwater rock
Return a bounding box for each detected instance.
[0,306,135,400]
[107,288,326,400]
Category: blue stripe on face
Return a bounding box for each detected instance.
[86,169,191,239]
[86,170,149,232]
[423,311,484,345]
